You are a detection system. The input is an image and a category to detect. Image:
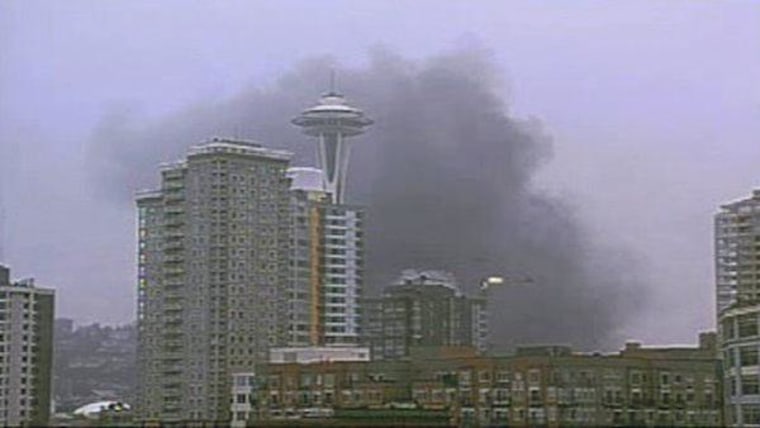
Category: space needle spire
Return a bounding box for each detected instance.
[292,82,372,204]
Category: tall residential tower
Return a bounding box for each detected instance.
[287,167,365,347]
[136,138,293,424]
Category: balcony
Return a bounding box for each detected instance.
[164,191,185,203]
[162,365,183,376]
[163,255,183,264]
[163,303,182,314]
[164,267,185,277]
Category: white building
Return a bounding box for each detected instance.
[230,372,256,428]
[717,189,760,427]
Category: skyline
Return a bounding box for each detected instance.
[1,1,759,348]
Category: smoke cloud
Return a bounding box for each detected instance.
[87,47,645,351]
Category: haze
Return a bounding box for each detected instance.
[1,1,759,348]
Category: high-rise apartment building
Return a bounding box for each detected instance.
[136,138,293,424]
[716,189,760,314]
[362,270,488,360]
[137,89,372,425]
[0,265,54,427]
[716,189,760,427]
[287,167,365,347]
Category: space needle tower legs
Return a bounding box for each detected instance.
[292,89,373,204]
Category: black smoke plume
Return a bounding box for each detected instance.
[88,47,645,351]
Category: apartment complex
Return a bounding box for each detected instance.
[251,334,721,427]
[230,346,371,427]
[715,189,760,314]
[136,89,373,424]
[287,167,365,347]
[362,270,488,360]
[0,265,54,427]
[136,138,293,423]
[716,189,760,426]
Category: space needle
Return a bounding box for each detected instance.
[292,86,373,204]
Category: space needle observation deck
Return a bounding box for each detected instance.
[292,91,373,204]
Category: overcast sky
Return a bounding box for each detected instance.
[1,0,759,346]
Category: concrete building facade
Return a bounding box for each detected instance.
[362,270,488,360]
[136,138,293,424]
[716,189,760,427]
[0,265,54,427]
[715,189,760,314]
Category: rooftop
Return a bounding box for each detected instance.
[187,137,292,161]
[287,167,326,193]
[719,189,760,212]
[388,269,463,296]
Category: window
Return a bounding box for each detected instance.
[268,375,280,388]
[723,318,737,340]
[324,374,335,388]
[725,350,736,368]
[660,373,670,386]
[739,314,758,338]
[741,346,759,367]
[236,394,247,404]
[743,404,760,424]
[743,376,760,395]
[528,370,540,385]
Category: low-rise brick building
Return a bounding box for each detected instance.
[250,334,721,427]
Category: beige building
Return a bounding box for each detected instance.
[136,138,293,424]
[0,265,54,427]
[362,270,488,360]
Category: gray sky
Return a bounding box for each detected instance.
[1,0,759,346]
